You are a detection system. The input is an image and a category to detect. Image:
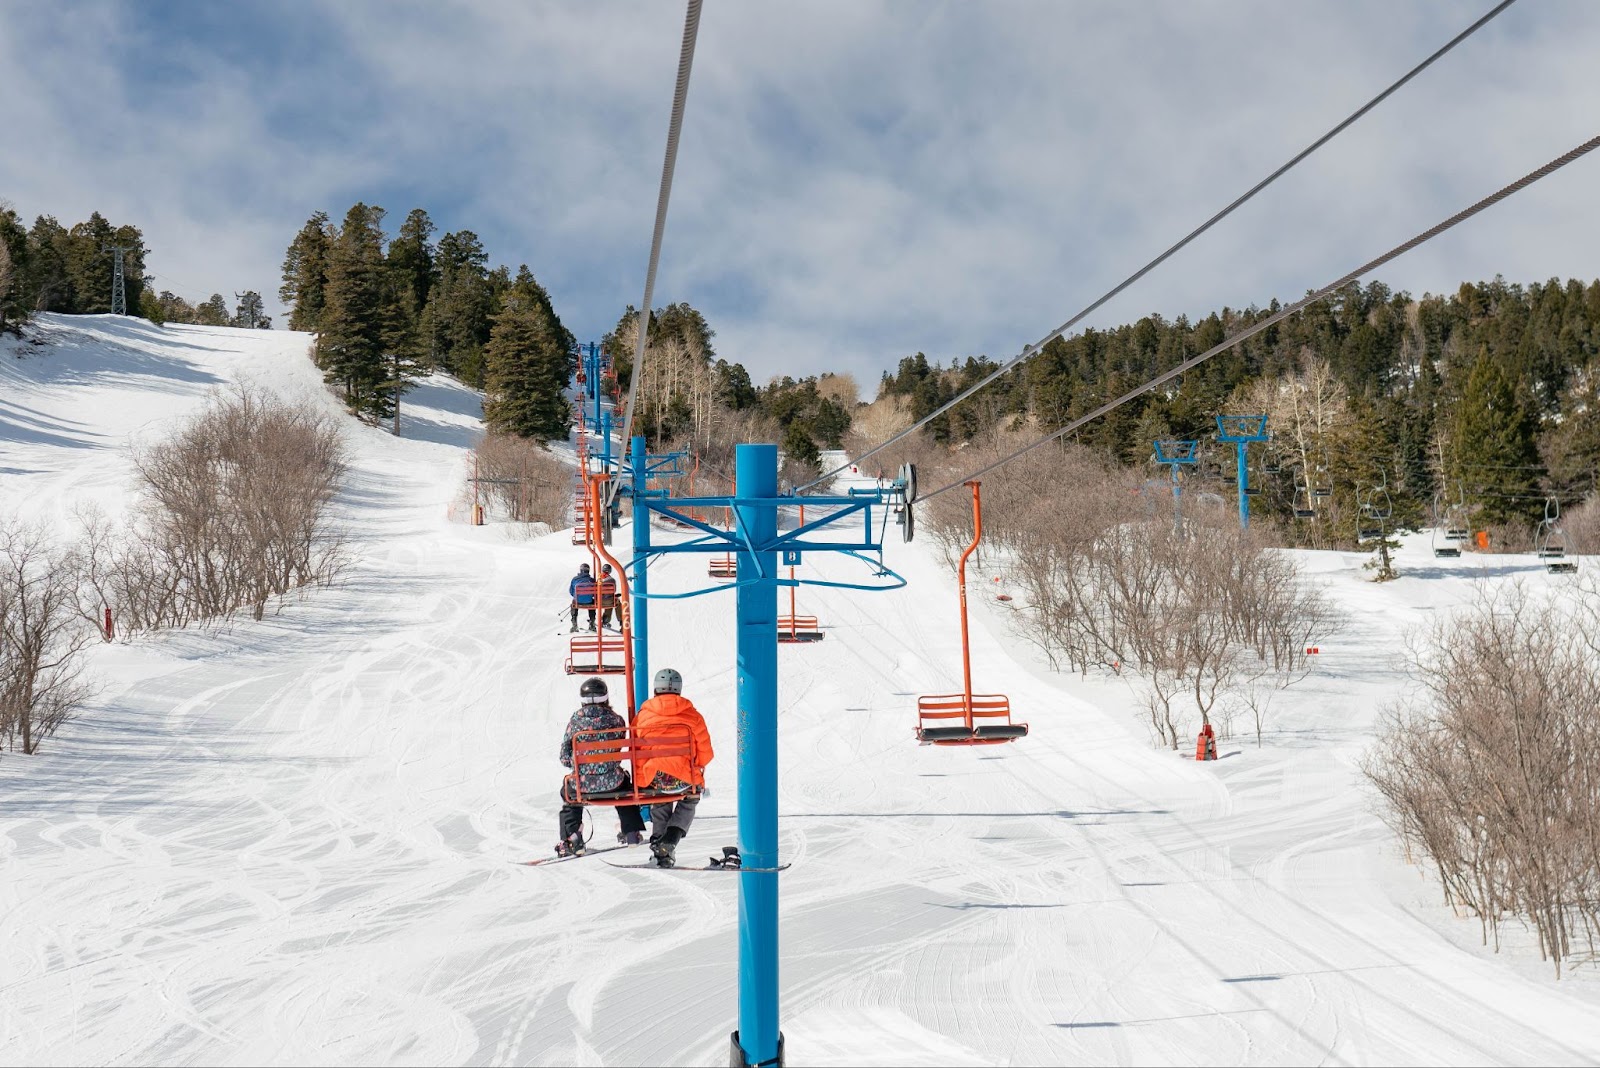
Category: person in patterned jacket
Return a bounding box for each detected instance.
[555,677,647,857]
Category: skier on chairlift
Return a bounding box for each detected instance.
[569,563,597,633]
[598,564,618,630]
[633,667,714,868]
[555,677,647,856]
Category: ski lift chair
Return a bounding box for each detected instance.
[776,614,824,643]
[1432,528,1461,558]
[1293,486,1316,519]
[565,632,628,674]
[1537,498,1578,574]
[708,554,737,579]
[916,481,1029,747]
[776,504,825,643]
[563,725,696,806]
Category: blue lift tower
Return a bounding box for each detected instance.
[1215,415,1270,530]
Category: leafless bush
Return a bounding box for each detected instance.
[80,386,347,632]
[1364,580,1600,976]
[922,440,1341,749]
[1562,493,1600,555]
[473,432,568,528]
[0,521,95,754]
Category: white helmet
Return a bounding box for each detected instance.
[652,667,683,695]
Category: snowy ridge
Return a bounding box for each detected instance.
[2,315,1599,1065]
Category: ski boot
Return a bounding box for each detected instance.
[649,837,677,868]
[554,833,586,859]
[617,830,645,846]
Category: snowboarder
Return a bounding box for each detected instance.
[633,667,714,868]
[569,563,597,632]
[598,564,618,630]
[555,677,647,856]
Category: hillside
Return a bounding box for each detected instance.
[3,314,1600,1065]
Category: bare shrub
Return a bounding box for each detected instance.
[1560,493,1600,555]
[1365,580,1600,976]
[81,386,347,632]
[0,521,95,754]
[473,432,569,528]
[922,439,1341,749]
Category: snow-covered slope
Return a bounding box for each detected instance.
[2,314,1599,1066]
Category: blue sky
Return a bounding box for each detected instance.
[4,1,1597,391]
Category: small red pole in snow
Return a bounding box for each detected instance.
[1305,646,1320,655]
[103,606,113,641]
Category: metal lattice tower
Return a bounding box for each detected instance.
[104,245,127,315]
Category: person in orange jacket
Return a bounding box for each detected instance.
[633,666,713,868]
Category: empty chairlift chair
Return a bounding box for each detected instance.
[777,504,824,643]
[708,476,738,578]
[565,631,628,674]
[916,481,1029,746]
[1537,497,1578,574]
[1431,494,1461,558]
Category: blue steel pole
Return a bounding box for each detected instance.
[1172,465,1183,533]
[1236,440,1250,531]
[734,443,781,1065]
[631,436,651,707]
[601,408,613,478]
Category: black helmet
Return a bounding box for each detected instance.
[578,563,591,572]
[602,564,613,574]
[579,677,609,704]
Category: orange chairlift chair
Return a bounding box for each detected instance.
[916,480,1029,745]
[566,479,626,673]
[708,472,738,579]
[560,511,696,810]
[777,503,823,643]
[563,725,696,807]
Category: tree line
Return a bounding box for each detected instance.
[601,303,855,480]
[1,204,276,336]
[876,276,1600,547]
[280,204,574,434]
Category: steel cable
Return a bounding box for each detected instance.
[803,0,1520,491]
[919,134,1600,502]
[609,0,703,506]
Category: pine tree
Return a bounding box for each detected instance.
[26,216,74,312]
[387,209,436,320]
[1449,347,1542,525]
[423,229,494,383]
[194,293,231,325]
[279,211,334,331]
[231,290,270,328]
[482,266,573,439]
[318,203,388,418]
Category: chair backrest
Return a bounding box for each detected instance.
[572,724,694,768]
[916,693,1012,723]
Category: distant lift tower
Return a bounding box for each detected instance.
[102,244,129,315]
[1152,439,1201,531]
[1215,415,1269,530]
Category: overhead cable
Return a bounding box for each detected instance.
[804,0,1520,491]
[920,134,1600,502]
[612,0,703,505]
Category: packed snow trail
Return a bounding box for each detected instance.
[3,316,1600,1066]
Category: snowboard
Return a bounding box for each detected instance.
[603,859,791,873]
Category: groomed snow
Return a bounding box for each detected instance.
[3,314,1600,1066]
